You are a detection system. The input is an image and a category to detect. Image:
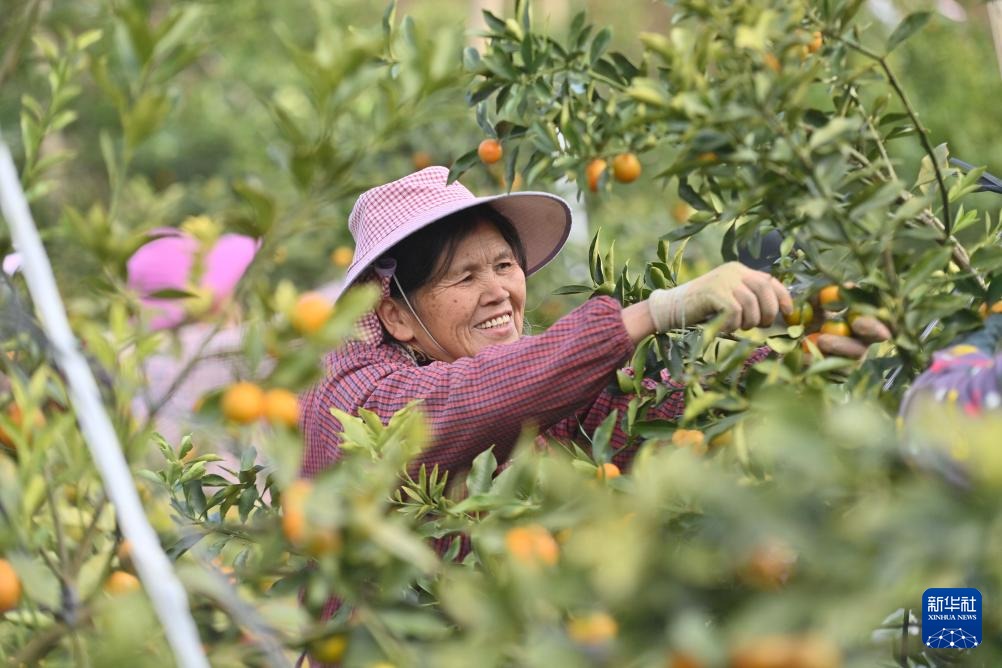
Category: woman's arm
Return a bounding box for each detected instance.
[302,296,636,478]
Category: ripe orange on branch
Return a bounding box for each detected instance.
[222,382,265,424]
[818,284,842,308]
[505,524,559,567]
[264,388,300,428]
[330,245,354,268]
[783,303,814,327]
[0,403,46,449]
[291,292,333,335]
[105,570,141,595]
[820,320,850,337]
[586,158,607,193]
[0,559,22,612]
[596,462,621,480]
[612,152,641,183]
[477,138,503,165]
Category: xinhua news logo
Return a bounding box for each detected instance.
[922,588,982,650]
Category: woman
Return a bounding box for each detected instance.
[300,167,881,480]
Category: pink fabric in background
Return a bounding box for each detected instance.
[126,229,258,330]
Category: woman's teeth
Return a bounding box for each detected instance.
[476,314,512,330]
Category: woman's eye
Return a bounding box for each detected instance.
[459,274,474,283]
[497,262,513,271]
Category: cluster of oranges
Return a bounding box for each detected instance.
[505,524,560,567]
[586,153,642,192]
[221,382,300,428]
[783,284,852,354]
[476,139,643,194]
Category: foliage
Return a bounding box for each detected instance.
[1,0,1002,667]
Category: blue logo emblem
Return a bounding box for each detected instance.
[922,588,982,649]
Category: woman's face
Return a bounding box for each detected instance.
[404,219,526,362]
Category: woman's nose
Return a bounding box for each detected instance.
[481,274,510,303]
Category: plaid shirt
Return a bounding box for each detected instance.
[299,296,686,481]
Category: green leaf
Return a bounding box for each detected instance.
[238,486,256,522]
[678,179,713,212]
[466,446,497,496]
[886,12,931,54]
[589,27,612,64]
[901,246,952,297]
[590,410,618,464]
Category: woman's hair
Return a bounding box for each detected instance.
[383,204,527,299]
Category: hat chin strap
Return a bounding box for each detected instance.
[390,272,452,360]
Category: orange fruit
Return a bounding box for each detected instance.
[411,151,433,170]
[669,654,705,668]
[783,303,814,327]
[477,138,503,165]
[764,53,781,72]
[310,635,348,664]
[801,332,822,354]
[817,284,841,308]
[0,559,22,612]
[612,153,641,183]
[978,301,1002,319]
[740,540,797,590]
[117,540,136,574]
[221,382,265,424]
[505,525,559,567]
[264,388,300,428]
[291,292,333,335]
[330,245,354,268]
[672,201,693,222]
[808,30,823,53]
[104,570,141,595]
[281,479,311,546]
[696,152,718,164]
[567,611,618,645]
[0,403,45,449]
[672,429,707,454]
[586,159,608,193]
[820,320,850,337]
[596,462,621,480]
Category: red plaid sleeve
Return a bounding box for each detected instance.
[299,296,636,478]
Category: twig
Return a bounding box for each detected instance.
[0,0,43,89]
[836,36,952,234]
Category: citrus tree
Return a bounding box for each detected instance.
[2,1,1002,667]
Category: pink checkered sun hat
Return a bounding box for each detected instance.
[341,166,572,296]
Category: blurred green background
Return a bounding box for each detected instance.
[2,0,1001,325]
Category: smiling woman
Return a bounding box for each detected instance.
[298,167,797,488]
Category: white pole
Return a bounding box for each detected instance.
[0,137,209,668]
[987,1,1002,80]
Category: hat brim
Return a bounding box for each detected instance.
[338,191,572,299]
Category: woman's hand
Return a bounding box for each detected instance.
[647,262,793,333]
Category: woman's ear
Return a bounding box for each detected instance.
[376,298,416,343]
